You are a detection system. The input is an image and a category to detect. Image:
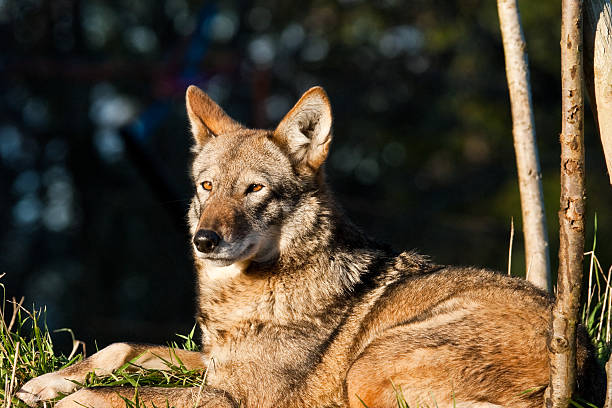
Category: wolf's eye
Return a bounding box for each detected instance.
[201,181,213,191]
[246,184,264,194]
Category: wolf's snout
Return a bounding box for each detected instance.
[194,229,221,253]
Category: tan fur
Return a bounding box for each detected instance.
[18,86,584,408]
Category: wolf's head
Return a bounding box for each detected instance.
[186,85,333,270]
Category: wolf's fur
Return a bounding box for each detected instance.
[18,86,591,408]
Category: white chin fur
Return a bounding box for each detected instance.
[204,260,250,280]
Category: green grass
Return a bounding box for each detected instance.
[0,275,207,408]
[0,280,81,407]
[582,216,612,366]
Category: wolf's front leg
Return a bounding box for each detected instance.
[53,386,238,408]
[17,343,205,407]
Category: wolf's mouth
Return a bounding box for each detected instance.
[194,242,257,265]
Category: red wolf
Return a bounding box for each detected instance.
[17,86,598,408]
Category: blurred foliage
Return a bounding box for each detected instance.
[0,0,611,350]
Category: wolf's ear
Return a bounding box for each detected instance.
[274,87,332,171]
[186,85,242,145]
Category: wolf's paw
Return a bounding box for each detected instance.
[16,372,79,407]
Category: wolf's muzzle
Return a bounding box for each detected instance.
[194,229,221,253]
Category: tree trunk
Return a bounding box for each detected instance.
[497,0,551,292]
[545,0,586,406]
[584,0,612,184]
[604,359,612,408]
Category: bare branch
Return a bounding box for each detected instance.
[546,0,586,406]
[584,0,612,184]
[497,0,551,292]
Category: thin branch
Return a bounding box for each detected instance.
[497,0,551,292]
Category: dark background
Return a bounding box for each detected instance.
[1,0,611,353]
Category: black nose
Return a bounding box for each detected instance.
[193,229,221,253]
